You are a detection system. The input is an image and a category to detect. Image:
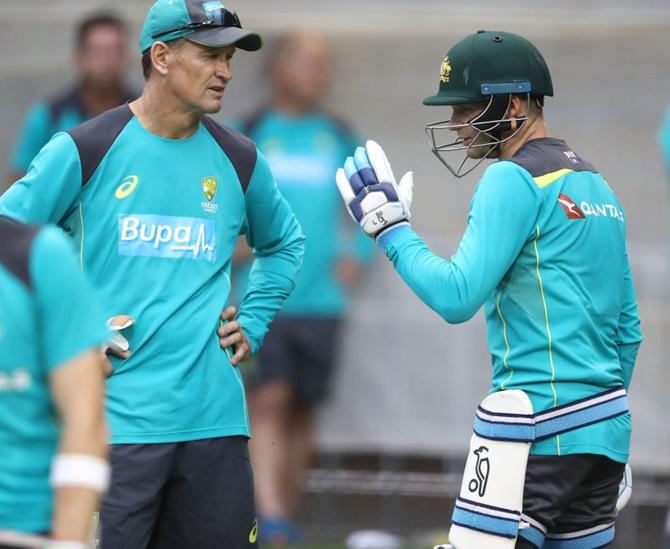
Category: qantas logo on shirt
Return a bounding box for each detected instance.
[558,194,585,219]
[558,194,624,223]
[118,214,216,261]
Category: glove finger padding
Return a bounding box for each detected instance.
[397,171,414,215]
[335,140,412,237]
[365,140,397,186]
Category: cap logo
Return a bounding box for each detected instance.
[202,1,225,24]
[439,56,452,83]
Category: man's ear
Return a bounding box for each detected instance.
[508,95,528,119]
[150,42,172,77]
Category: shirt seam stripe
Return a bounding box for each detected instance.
[78,200,85,269]
[496,291,514,390]
[533,224,561,454]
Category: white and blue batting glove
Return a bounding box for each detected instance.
[336,140,413,240]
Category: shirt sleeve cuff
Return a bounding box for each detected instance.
[375,222,414,250]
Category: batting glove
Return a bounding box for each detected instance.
[616,463,632,513]
[336,140,413,240]
[104,315,134,357]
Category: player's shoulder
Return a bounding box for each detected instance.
[0,216,42,289]
[66,104,135,186]
[67,104,134,144]
[480,157,534,189]
[202,116,256,151]
[506,137,598,179]
[202,116,258,193]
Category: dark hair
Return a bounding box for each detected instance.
[76,12,126,50]
[142,39,184,81]
[142,51,152,80]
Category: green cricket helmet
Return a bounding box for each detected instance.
[423,30,553,178]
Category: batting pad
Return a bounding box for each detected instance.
[449,390,533,549]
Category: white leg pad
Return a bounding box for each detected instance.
[448,390,533,549]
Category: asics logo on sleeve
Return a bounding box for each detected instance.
[115,175,139,199]
[118,214,216,261]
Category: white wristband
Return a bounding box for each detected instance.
[44,542,89,549]
[50,454,110,493]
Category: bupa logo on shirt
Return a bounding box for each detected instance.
[118,214,216,262]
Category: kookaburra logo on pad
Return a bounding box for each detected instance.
[468,446,490,497]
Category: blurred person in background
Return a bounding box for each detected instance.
[0,0,305,547]
[0,216,109,549]
[337,30,641,548]
[232,31,374,545]
[661,107,670,174]
[3,12,134,191]
[659,108,670,549]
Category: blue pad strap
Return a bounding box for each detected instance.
[544,523,615,548]
[451,497,520,539]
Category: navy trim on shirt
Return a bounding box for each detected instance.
[507,138,598,177]
[67,104,135,186]
[202,117,257,194]
[0,216,40,289]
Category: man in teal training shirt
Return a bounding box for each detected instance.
[233,31,374,544]
[336,31,641,548]
[0,216,109,549]
[0,1,304,547]
[5,12,134,191]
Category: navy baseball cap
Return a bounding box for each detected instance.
[139,0,263,54]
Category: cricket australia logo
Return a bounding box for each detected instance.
[201,176,219,214]
[468,446,490,497]
[439,56,452,83]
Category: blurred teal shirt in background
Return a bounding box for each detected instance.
[0,222,108,533]
[660,107,670,173]
[232,109,375,316]
[10,86,134,175]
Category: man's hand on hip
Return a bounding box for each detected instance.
[218,306,251,365]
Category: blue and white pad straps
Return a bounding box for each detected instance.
[474,387,629,442]
[543,522,615,548]
[517,514,548,548]
[452,497,521,539]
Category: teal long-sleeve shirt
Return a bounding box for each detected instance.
[0,105,304,444]
[379,138,642,462]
